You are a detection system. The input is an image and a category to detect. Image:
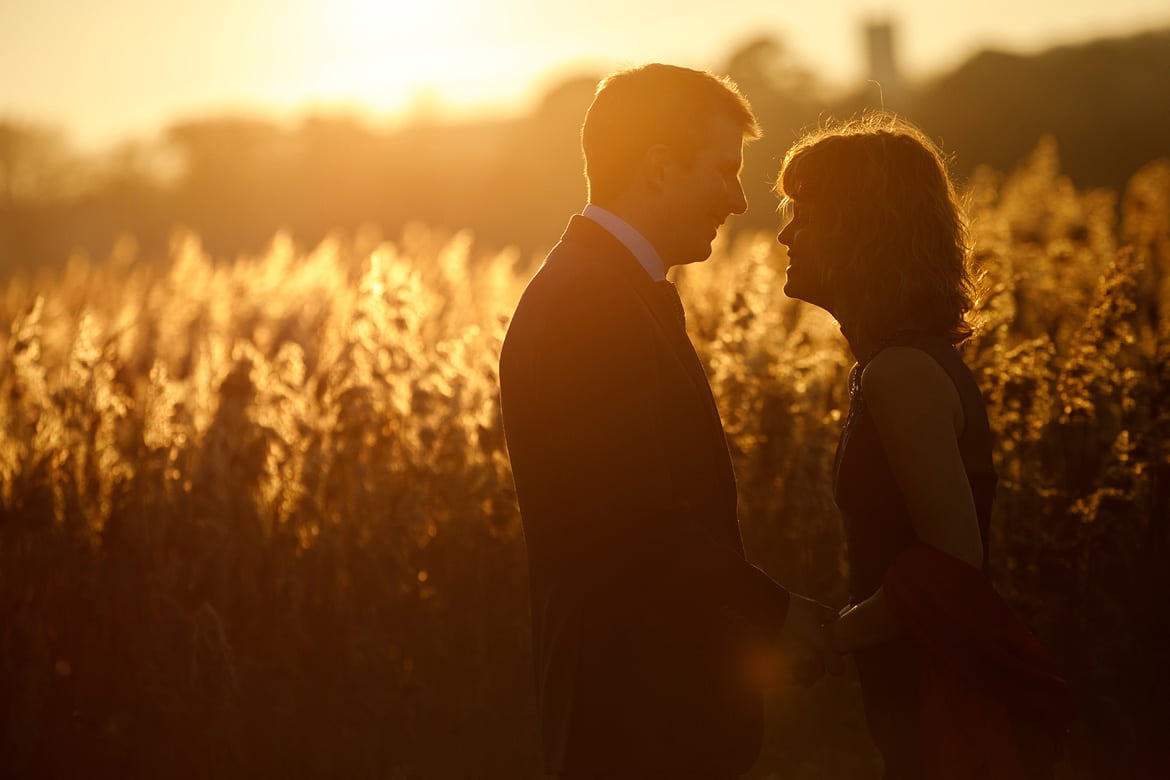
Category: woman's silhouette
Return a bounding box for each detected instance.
[775,114,1072,779]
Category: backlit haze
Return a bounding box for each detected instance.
[4,0,1169,151]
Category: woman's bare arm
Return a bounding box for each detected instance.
[831,346,984,653]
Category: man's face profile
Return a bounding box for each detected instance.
[658,114,749,268]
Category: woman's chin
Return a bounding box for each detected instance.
[783,275,810,302]
[783,277,830,310]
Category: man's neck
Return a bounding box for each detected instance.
[589,191,678,271]
[582,203,667,281]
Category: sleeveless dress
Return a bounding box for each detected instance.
[833,332,999,779]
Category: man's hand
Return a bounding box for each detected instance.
[776,593,839,686]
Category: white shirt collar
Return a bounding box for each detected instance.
[581,204,666,282]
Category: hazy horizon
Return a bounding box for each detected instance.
[4,0,1169,152]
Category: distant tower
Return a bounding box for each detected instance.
[864,19,905,106]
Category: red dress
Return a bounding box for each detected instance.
[884,543,1074,779]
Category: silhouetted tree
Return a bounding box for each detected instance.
[905,29,1170,189]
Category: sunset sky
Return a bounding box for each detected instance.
[4,0,1168,151]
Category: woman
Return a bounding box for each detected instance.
[775,114,1072,779]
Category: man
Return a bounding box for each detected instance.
[499,64,832,779]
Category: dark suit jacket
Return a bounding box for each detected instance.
[499,216,792,776]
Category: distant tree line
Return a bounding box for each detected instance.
[1,27,1168,273]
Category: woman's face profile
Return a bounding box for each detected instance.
[777,196,843,311]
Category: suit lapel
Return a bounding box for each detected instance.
[558,217,724,426]
[556,218,734,476]
[554,215,741,547]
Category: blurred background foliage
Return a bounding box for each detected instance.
[1,21,1169,780]
[2,147,1168,779]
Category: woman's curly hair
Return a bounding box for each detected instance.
[776,112,978,347]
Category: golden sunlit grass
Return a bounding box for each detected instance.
[1,146,1167,777]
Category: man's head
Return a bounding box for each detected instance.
[581,64,760,269]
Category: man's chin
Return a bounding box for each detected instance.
[676,245,714,267]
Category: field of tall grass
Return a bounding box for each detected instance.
[2,142,1168,778]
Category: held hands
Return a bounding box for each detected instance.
[820,606,850,678]
[776,593,840,686]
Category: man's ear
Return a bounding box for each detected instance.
[642,144,673,193]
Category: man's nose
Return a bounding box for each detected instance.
[729,181,748,216]
[777,222,793,246]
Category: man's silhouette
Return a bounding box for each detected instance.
[499,64,830,780]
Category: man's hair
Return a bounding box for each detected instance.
[776,111,977,347]
[582,63,760,202]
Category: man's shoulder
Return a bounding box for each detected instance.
[522,227,639,309]
[544,219,622,276]
[504,235,649,357]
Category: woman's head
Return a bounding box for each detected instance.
[775,112,976,348]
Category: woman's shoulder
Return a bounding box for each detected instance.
[861,344,955,396]
[863,332,979,394]
[860,345,964,430]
